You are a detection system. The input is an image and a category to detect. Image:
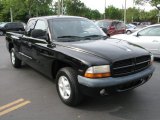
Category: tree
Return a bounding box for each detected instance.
[105,6,123,20]
[89,10,101,20]
[64,0,101,20]
[135,0,160,7]
[125,7,140,22]
[65,0,86,16]
[0,0,53,22]
[147,9,159,23]
[135,0,160,23]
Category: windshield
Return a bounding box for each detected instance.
[126,24,136,29]
[49,18,106,42]
[95,21,111,28]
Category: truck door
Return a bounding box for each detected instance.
[27,19,54,77]
[20,19,37,64]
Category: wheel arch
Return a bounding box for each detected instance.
[51,60,78,79]
[9,42,14,52]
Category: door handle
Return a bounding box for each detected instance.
[23,41,27,44]
[152,40,158,42]
[28,42,32,47]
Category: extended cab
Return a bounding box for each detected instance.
[6,16,155,106]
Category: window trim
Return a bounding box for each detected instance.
[25,19,37,36]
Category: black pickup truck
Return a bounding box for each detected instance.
[6,16,155,106]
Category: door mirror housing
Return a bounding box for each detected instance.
[31,29,49,41]
[136,32,141,37]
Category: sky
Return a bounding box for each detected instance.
[80,0,155,13]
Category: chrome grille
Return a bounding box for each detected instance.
[112,55,150,77]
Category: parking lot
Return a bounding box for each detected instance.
[0,36,160,120]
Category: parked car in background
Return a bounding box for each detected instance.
[132,22,140,26]
[0,22,25,36]
[95,20,126,37]
[125,24,145,34]
[111,24,160,58]
[126,24,138,34]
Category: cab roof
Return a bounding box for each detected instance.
[29,15,86,20]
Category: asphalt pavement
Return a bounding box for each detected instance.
[0,36,160,120]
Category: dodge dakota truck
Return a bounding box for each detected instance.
[6,16,155,106]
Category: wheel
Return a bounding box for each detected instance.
[56,67,83,106]
[126,30,132,34]
[10,48,22,68]
[0,31,4,36]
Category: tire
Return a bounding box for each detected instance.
[56,67,83,106]
[10,48,22,68]
[126,30,132,34]
[0,31,4,36]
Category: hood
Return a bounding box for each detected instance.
[111,34,139,42]
[56,38,149,61]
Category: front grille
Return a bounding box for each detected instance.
[112,55,150,77]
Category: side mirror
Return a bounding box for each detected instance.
[31,29,49,41]
[136,32,140,37]
[101,27,108,34]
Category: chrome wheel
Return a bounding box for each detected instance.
[11,51,15,65]
[58,76,71,100]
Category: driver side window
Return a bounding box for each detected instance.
[146,26,160,36]
[138,27,157,36]
[31,20,48,40]
[34,20,47,31]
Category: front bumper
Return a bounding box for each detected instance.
[78,65,155,96]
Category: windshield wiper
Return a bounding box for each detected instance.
[83,35,108,40]
[57,36,84,42]
[57,35,108,42]
[57,35,83,39]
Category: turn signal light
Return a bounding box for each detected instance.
[84,72,111,79]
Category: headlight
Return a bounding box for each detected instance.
[84,65,111,78]
[150,54,154,64]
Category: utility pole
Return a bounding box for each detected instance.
[104,0,106,19]
[58,0,61,15]
[61,0,64,15]
[132,0,135,22]
[10,7,13,22]
[124,0,127,24]
[158,11,160,23]
[157,4,160,23]
[9,0,13,22]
